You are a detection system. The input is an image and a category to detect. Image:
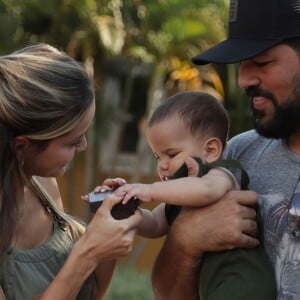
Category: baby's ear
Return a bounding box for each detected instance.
[204,137,223,163]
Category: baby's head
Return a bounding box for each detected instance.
[146,91,229,180]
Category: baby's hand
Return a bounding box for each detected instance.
[114,183,152,204]
[102,177,127,190]
[81,177,127,202]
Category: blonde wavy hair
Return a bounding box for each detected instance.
[0,43,94,269]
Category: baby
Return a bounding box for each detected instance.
[87,91,276,299]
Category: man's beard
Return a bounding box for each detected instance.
[246,85,300,139]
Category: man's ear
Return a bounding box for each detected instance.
[204,137,223,163]
[13,136,30,161]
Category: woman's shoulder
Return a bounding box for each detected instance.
[34,176,63,209]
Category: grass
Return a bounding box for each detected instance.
[104,265,154,300]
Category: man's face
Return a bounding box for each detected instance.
[238,44,300,139]
[246,79,300,138]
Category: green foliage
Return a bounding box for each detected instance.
[162,18,206,42]
[105,266,154,300]
[0,0,229,65]
[0,0,251,143]
[122,0,228,59]
[0,0,252,205]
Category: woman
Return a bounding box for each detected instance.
[0,43,141,299]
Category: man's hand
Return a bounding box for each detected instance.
[178,156,259,255]
[171,190,259,258]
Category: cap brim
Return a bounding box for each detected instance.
[191,38,282,65]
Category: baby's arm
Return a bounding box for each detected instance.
[137,204,168,238]
[83,179,167,238]
[116,168,235,207]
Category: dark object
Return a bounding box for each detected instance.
[192,0,300,65]
[89,190,138,220]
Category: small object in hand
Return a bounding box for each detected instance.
[89,190,138,220]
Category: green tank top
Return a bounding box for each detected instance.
[1,222,96,300]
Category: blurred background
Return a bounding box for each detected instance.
[0,0,253,298]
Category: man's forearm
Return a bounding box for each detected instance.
[151,190,259,299]
[152,234,201,300]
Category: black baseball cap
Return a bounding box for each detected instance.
[192,0,300,65]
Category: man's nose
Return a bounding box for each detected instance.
[238,61,261,89]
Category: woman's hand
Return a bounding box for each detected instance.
[75,192,142,268]
[37,190,141,300]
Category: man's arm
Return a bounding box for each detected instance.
[152,190,259,299]
[152,228,201,300]
[94,260,117,299]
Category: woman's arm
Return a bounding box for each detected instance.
[36,194,141,300]
[38,177,131,299]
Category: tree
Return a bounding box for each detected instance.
[0,0,248,218]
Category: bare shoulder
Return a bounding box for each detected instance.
[35,177,63,209]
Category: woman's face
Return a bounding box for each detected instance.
[23,101,95,178]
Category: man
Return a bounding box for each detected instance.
[152,0,300,299]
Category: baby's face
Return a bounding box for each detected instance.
[146,116,207,181]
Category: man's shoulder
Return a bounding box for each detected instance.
[228,129,262,146]
[223,129,274,160]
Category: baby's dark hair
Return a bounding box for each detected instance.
[148,91,229,149]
